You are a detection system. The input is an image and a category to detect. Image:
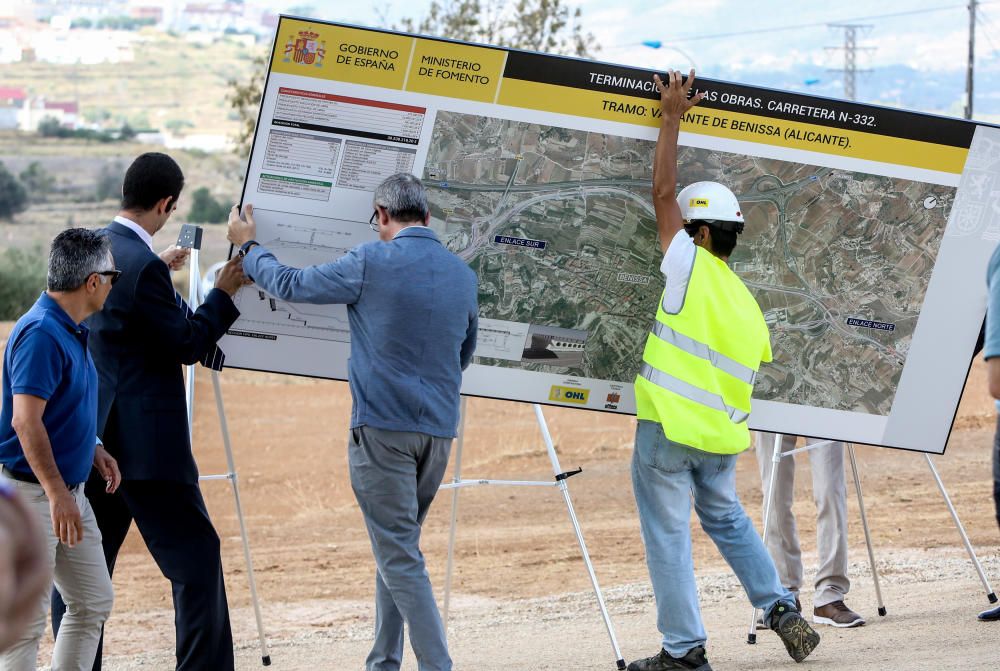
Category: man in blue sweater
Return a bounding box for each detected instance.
[228,173,478,671]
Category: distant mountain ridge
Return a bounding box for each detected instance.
[709,55,1000,122]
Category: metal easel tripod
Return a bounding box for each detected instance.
[439,398,627,670]
[746,433,996,644]
[182,234,272,666]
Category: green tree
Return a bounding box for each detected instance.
[0,162,28,219]
[95,163,124,202]
[0,246,47,319]
[119,122,137,140]
[395,0,597,57]
[187,187,229,224]
[226,55,266,158]
[19,162,56,203]
[37,117,69,138]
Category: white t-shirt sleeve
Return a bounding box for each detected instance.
[659,230,697,314]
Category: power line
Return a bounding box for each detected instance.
[615,2,1000,47]
[967,0,977,119]
[827,24,875,101]
[976,8,1000,51]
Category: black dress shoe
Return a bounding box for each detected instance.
[978,604,1000,621]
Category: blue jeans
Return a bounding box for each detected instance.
[631,420,793,656]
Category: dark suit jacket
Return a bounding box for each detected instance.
[88,221,239,483]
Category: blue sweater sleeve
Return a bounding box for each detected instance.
[243,244,365,305]
[984,244,1000,359]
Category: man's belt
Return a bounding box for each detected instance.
[1,467,73,489]
[2,467,40,484]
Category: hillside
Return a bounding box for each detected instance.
[0,133,245,306]
[2,30,266,136]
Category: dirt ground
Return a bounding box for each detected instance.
[5,320,998,669]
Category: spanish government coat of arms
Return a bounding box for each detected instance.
[283,30,326,66]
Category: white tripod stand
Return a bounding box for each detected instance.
[439,398,627,671]
[746,433,996,644]
[182,239,271,666]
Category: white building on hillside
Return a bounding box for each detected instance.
[0,87,27,129]
[18,96,80,131]
[31,25,137,64]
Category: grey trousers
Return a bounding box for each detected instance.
[348,426,452,671]
[0,477,113,671]
[754,432,851,608]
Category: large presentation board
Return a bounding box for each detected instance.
[223,16,1000,454]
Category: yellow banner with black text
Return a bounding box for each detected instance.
[270,17,972,174]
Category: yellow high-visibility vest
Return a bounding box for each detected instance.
[635,245,772,454]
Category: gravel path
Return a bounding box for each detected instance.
[101,547,1000,670]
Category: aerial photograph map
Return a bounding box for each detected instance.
[422,111,954,415]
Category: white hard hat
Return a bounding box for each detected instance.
[677,181,744,231]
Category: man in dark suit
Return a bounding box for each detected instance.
[52,152,247,670]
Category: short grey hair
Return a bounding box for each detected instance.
[47,228,113,292]
[373,173,429,223]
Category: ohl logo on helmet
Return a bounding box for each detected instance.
[549,385,590,405]
[689,198,710,207]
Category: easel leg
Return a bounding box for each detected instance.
[925,454,998,604]
[212,371,273,666]
[748,432,784,644]
[533,405,626,670]
[442,396,468,629]
[184,248,200,445]
[847,444,886,616]
[185,363,196,445]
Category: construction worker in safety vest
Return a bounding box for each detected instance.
[627,69,821,671]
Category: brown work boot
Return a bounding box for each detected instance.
[813,600,865,628]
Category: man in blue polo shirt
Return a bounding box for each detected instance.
[0,228,122,670]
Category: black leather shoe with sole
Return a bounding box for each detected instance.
[626,646,713,671]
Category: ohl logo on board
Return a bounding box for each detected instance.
[549,385,590,405]
[283,30,326,67]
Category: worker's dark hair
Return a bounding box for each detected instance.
[121,152,184,212]
[685,220,739,257]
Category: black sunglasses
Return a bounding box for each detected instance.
[96,269,122,286]
[369,209,379,232]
